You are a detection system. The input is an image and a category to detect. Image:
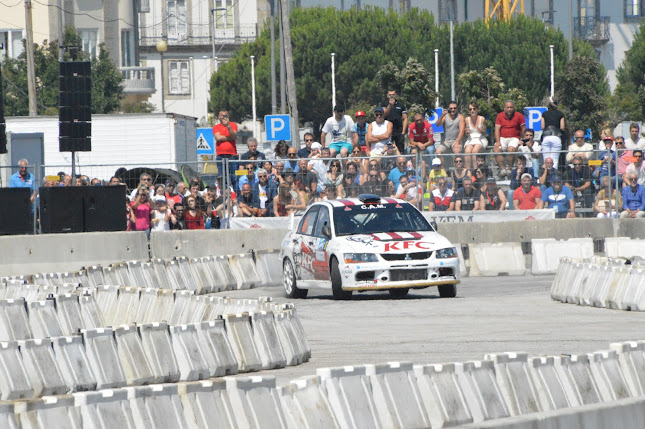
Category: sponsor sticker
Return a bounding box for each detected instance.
[384,241,432,252]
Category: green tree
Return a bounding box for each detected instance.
[614,20,645,122]
[91,44,124,114]
[375,58,437,115]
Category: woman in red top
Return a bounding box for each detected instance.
[184,197,205,229]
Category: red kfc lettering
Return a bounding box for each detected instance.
[416,242,431,249]
[403,241,413,250]
[385,241,432,251]
[384,242,401,251]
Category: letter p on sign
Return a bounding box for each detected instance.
[524,107,547,132]
[265,114,292,141]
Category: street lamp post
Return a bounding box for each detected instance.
[251,55,258,139]
[156,37,168,112]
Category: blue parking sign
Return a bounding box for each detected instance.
[426,108,444,134]
[265,115,292,141]
[196,128,215,155]
[524,107,547,132]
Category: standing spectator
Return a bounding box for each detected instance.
[463,102,487,170]
[436,101,465,159]
[352,111,368,152]
[382,89,408,154]
[519,128,541,176]
[624,149,645,186]
[91,178,101,186]
[176,181,188,198]
[213,109,238,158]
[240,137,266,161]
[538,157,557,191]
[170,203,187,230]
[566,130,594,164]
[273,140,289,159]
[625,123,645,150]
[284,147,300,172]
[61,174,72,187]
[494,100,526,177]
[109,176,121,186]
[387,156,409,189]
[126,198,135,231]
[594,176,622,218]
[297,133,315,158]
[539,176,575,218]
[9,159,35,203]
[455,178,480,211]
[564,156,595,210]
[129,173,155,200]
[366,107,393,156]
[154,184,165,198]
[395,173,420,206]
[337,173,358,199]
[480,177,507,211]
[151,196,174,231]
[188,182,207,212]
[429,177,455,211]
[621,172,645,218]
[165,181,182,209]
[408,112,434,155]
[540,98,566,168]
[321,105,355,157]
[184,197,205,229]
[131,184,152,233]
[513,173,542,210]
[450,156,471,191]
[295,158,318,196]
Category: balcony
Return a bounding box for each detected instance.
[139,24,257,47]
[573,16,610,46]
[120,67,156,95]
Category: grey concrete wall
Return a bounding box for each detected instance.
[0,231,149,277]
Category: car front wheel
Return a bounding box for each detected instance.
[283,258,308,299]
[438,284,457,298]
[331,258,352,300]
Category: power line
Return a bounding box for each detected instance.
[31,0,135,26]
[0,0,21,7]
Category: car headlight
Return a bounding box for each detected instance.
[344,253,379,263]
[436,247,458,259]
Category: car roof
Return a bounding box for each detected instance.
[325,197,408,208]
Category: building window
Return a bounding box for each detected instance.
[0,30,24,61]
[167,0,187,40]
[168,60,190,95]
[80,29,98,59]
[439,0,457,22]
[214,0,234,29]
[139,0,150,13]
[625,0,643,18]
[121,29,133,66]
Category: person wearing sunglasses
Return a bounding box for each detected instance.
[624,149,645,187]
[408,112,434,156]
[284,147,301,172]
[352,111,368,153]
[129,173,155,201]
[321,104,354,158]
[382,89,408,154]
[437,101,465,165]
[563,155,595,210]
[463,102,487,170]
[366,106,393,156]
[298,132,315,158]
[620,171,645,218]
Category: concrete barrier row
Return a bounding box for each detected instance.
[551,257,645,311]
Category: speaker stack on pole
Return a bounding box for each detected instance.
[58,61,91,167]
[0,67,7,155]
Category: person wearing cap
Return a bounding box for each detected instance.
[240,137,267,161]
[625,123,645,150]
[566,130,594,164]
[352,111,368,152]
[427,158,448,192]
[408,111,434,155]
[538,176,575,218]
[540,97,566,168]
[366,106,393,156]
[297,132,315,158]
[513,173,542,210]
[382,89,408,154]
[151,195,174,231]
[480,177,507,211]
[321,104,355,157]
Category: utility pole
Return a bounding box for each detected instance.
[279,0,299,147]
[278,0,286,114]
[270,0,277,114]
[568,0,573,60]
[25,0,38,116]
[450,20,455,101]
[57,0,64,61]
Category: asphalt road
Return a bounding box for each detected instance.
[222,275,645,386]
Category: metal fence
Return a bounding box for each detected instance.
[1,144,643,234]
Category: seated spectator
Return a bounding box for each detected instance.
[480,177,506,211]
[237,162,259,192]
[594,137,617,180]
[513,173,542,210]
[284,147,300,172]
[538,157,557,191]
[151,196,174,231]
[625,122,645,150]
[407,147,427,180]
[273,178,305,217]
[427,158,448,192]
[295,158,318,196]
[395,172,420,206]
[429,177,455,211]
[352,111,368,152]
[253,168,277,216]
[624,149,645,186]
[387,156,409,188]
[360,168,389,197]
[538,176,575,218]
[238,183,266,217]
[380,143,400,172]
[165,181,182,209]
[297,133,314,158]
[337,172,358,198]
[508,156,534,207]
[170,203,187,230]
[184,197,205,229]
[239,137,266,161]
[620,172,645,218]
[273,162,285,186]
[130,184,152,232]
[594,175,622,218]
[566,130,594,164]
[408,112,434,155]
[188,182,207,212]
[323,158,343,188]
[518,128,541,175]
[273,139,289,159]
[326,184,338,200]
[473,167,489,192]
[61,174,72,187]
[450,156,471,191]
[454,177,479,211]
[563,155,595,210]
[90,178,101,186]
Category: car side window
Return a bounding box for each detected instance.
[297,207,319,236]
[313,206,330,238]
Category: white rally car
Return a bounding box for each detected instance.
[280,194,460,300]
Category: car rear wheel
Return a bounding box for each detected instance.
[438,284,457,298]
[389,288,409,298]
[283,258,308,299]
[331,258,352,300]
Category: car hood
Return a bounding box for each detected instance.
[341,231,453,254]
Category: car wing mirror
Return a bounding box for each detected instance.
[429,221,438,232]
[322,224,331,239]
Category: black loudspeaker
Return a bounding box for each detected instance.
[82,186,127,232]
[58,61,92,153]
[0,188,32,235]
[39,187,84,233]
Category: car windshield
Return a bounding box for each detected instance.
[333,203,433,236]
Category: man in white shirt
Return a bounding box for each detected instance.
[320,104,355,158]
[625,123,645,150]
[308,145,331,194]
[565,130,594,164]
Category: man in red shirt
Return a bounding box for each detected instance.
[494,100,526,178]
[213,109,239,180]
[408,112,434,155]
[513,173,541,210]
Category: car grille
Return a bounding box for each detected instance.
[390,269,427,282]
[380,251,433,261]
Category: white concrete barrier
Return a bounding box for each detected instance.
[255,250,284,287]
[532,238,594,275]
[153,289,175,323]
[75,388,136,429]
[152,259,174,291]
[605,237,645,258]
[113,263,135,287]
[177,257,202,294]
[194,320,238,377]
[19,338,67,397]
[51,335,97,393]
[484,352,542,416]
[588,350,633,401]
[251,311,287,370]
[127,384,189,429]
[590,266,618,308]
[610,341,645,397]
[528,356,571,410]
[200,257,224,293]
[114,324,155,386]
[78,294,106,329]
[223,314,262,373]
[177,379,237,429]
[168,290,195,326]
[457,360,510,422]
[229,254,262,290]
[54,294,85,336]
[605,266,632,310]
[0,402,17,429]
[85,266,105,289]
[102,267,120,286]
[111,287,141,326]
[16,395,81,429]
[27,300,64,339]
[81,327,126,390]
[0,298,32,341]
[210,256,238,291]
[468,243,525,277]
[169,324,210,382]
[620,267,645,311]
[414,362,472,427]
[126,261,148,290]
[277,375,339,429]
[141,261,162,290]
[138,322,180,384]
[226,375,287,429]
[554,354,602,406]
[0,341,33,399]
[134,288,158,324]
[189,258,215,294]
[274,311,306,367]
[94,285,120,325]
[178,296,206,325]
[167,260,190,291]
[282,304,311,361]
